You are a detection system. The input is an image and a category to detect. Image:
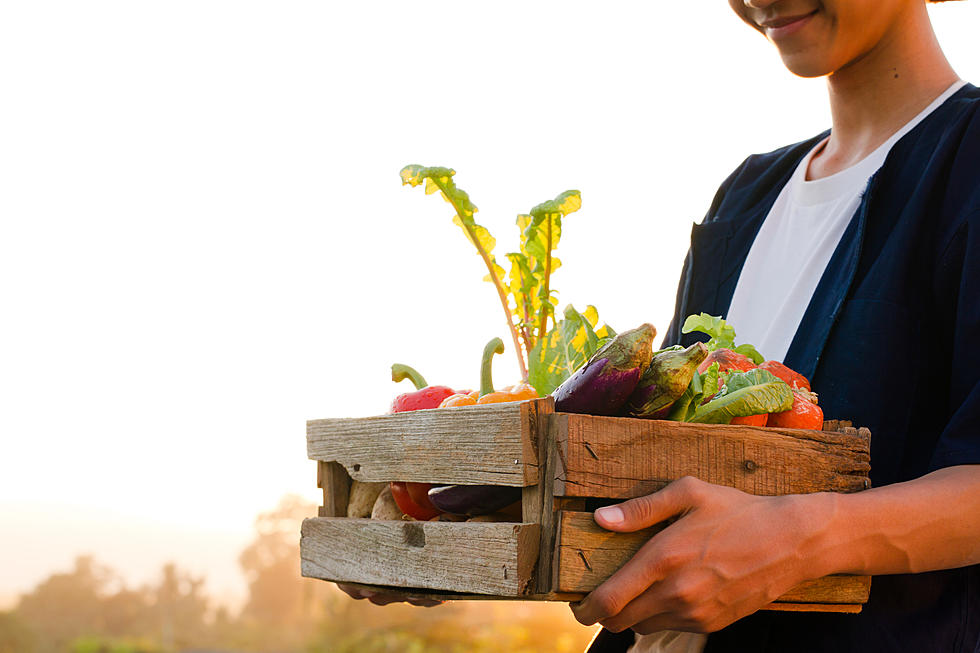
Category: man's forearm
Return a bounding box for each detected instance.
[810,464,980,578]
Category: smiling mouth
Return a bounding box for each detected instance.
[760,10,818,31]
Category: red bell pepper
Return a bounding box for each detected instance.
[388,363,464,519]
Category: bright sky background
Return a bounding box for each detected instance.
[1,1,978,608]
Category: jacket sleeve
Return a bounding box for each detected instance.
[930,208,980,471]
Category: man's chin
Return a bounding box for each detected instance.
[777,52,835,79]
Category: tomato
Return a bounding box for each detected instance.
[389,481,442,520]
[697,349,757,375]
[767,389,824,429]
[758,360,811,392]
[730,413,769,426]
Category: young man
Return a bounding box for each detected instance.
[577,1,980,652]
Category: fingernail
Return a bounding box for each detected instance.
[597,506,624,524]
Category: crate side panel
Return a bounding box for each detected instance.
[554,511,870,604]
[307,400,547,486]
[300,518,539,596]
[555,416,870,499]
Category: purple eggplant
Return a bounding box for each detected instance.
[627,342,709,418]
[552,323,656,416]
[427,484,522,516]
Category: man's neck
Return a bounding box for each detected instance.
[808,5,959,180]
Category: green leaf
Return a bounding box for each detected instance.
[511,190,582,348]
[528,304,613,396]
[402,164,527,379]
[666,362,721,422]
[689,369,794,424]
[680,312,769,362]
[734,343,764,365]
[681,313,736,350]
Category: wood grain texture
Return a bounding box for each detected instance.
[300,517,540,596]
[554,415,871,499]
[317,461,351,518]
[532,413,564,593]
[307,398,549,486]
[554,511,870,607]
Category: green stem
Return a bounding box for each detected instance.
[391,364,428,390]
[480,337,505,397]
[433,180,528,382]
[538,215,553,342]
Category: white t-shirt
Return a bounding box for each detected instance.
[725,79,966,363]
[628,78,965,653]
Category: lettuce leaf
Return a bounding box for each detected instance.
[681,313,765,364]
[689,368,793,424]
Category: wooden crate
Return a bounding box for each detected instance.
[301,397,872,612]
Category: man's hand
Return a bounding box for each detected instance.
[569,476,831,635]
[337,583,444,607]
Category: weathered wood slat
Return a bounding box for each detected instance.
[307,399,547,486]
[301,517,540,596]
[317,461,352,517]
[554,511,870,607]
[554,415,871,499]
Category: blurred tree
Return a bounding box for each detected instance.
[0,611,37,653]
[147,563,210,651]
[236,494,330,651]
[17,555,115,653]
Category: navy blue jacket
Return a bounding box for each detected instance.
[589,83,980,653]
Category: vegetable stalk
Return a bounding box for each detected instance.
[390,363,428,390]
[480,337,505,397]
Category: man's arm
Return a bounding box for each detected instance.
[569,465,980,635]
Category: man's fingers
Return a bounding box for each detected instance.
[571,538,675,626]
[594,476,704,533]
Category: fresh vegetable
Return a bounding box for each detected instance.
[666,362,723,421]
[406,483,441,514]
[682,313,764,364]
[466,513,513,522]
[427,484,523,516]
[688,368,794,424]
[439,393,478,408]
[371,485,407,520]
[385,364,450,519]
[697,348,757,375]
[768,387,824,429]
[389,364,460,413]
[730,414,769,426]
[401,165,614,394]
[628,342,709,418]
[553,324,657,416]
[390,481,442,521]
[529,305,616,396]
[758,360,812,392]
[437,339,539,407]
[347,481,386,518]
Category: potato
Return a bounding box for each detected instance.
[371,485,409,520]
[465,513,512,523]
[347,480,386,518]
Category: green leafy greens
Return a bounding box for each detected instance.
[689,368,794,424]
[401,164,612,393]
[681,313,764,364]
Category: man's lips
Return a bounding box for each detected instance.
[759,10,818,38]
